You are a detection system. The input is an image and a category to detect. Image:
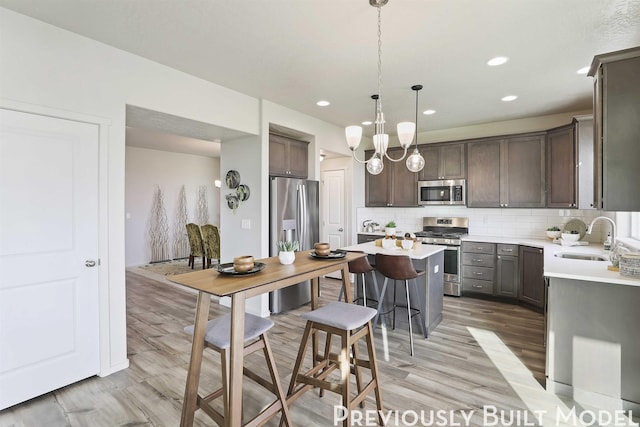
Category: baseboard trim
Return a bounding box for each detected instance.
[99,359,130,377]
[547,379,640,415]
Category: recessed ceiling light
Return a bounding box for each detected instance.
[361,120,373,126]
[576,66,590,75]
[423,109,436,115]
[501,95,518,102]
[487,56,509,66]
[316,100,330,107]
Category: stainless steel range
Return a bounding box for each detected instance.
[415,217,468,297]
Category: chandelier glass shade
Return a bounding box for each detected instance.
[345,0,424,175]
[405,85,426,172]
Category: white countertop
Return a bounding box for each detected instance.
[463,235,640,287]
[357,232,640,286]
[341,241,445,260]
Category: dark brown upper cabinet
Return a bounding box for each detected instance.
[589,47,640,211]
[467,133,546,208]
[365,148,418,207]
[418,143,466,181]
[546,124,575,208]
[269,133,308,178]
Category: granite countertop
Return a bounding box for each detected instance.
[463,235,640,287]
[340,241,445,260]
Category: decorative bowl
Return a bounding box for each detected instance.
[314,242,330,256]
[561,232,580,243]
[546,230,561,239]
[381,239,395,249]
[401,239,413,250]
[233,255,254,272]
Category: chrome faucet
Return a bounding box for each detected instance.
[587,216,616,247]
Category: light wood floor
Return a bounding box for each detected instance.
[1,271,550,426]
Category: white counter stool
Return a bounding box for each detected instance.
[374,253,426,356]
[338,251,381,309]
[285,302,384,427]
[184,313,292,426]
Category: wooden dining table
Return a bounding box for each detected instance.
[168,250,365,427]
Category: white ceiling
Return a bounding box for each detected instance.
[2,0,640,155]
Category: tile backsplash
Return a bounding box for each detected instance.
[356,206,613,242]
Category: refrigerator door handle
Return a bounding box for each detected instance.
[298,183,309,248]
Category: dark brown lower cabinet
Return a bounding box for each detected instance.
[519,246,545,309]
[357,234,379,244]
[496,255,519,298]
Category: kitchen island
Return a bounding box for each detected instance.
[339,241,445,337]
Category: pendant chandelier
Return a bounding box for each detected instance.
[345,0,425,175]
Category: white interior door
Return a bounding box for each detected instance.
[0,109,100,410]
[321,169,346,279]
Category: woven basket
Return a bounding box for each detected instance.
[619,253,640,279]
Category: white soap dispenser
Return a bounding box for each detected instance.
[603,232,612,251]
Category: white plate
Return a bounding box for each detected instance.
[563,219,587,239]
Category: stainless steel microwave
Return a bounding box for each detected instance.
[418,179,466,206]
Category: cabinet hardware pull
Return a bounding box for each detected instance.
[503,249,513,252]
[472,284,483,289]
[474,272,483,276]
[472,259,482,262]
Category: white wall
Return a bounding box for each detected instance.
[125,147,220,267]
[219,136,262,262]
[0,7,258,376]
[219,135,267,316]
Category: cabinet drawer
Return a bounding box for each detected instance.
[462,253,495,268]
[357,234,379,244]
[497,244,519,256]
[463,278,494,294]
[462,265,495,281]
[462,241,496,254]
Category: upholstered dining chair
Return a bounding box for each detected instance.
[185,223,205,269]
[201,224,220,268]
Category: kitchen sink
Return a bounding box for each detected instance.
[554,252,609,261]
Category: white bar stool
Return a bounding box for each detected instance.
[285,302,384,427]
[184,313,292,426]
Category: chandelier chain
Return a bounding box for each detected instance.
[377,5,382,112]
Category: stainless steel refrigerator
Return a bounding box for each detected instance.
[269,177,319,314]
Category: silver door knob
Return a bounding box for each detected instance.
[85,260,97,267]
[338,228,344,231]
